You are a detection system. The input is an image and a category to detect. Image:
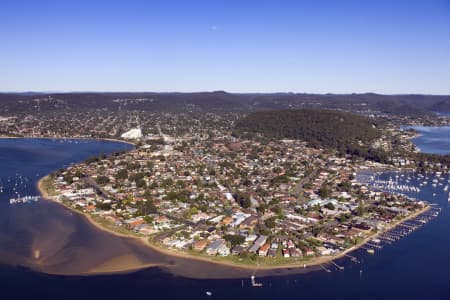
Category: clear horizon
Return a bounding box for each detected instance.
[1,0,450,94]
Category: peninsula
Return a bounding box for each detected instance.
[33,109,433,272]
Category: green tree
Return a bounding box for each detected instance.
[319,184,331,199]
[357,201,365,216]
[224,234,245,247]
[324,202,335,210]
[115,169,128,180]
[96,175,110,185]
[265,217,277,228]
[242,197,252,209]
[136,178,147,189]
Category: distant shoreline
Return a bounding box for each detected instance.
[0,135,136,146]
[36,172,431,277]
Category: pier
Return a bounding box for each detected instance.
[250,275,263,287]
[319,264,331,273]
[331,261,344,270]
[345,254,360,264]
[364,242,383,250]
[359,206,441,254]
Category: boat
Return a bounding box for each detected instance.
[206,291,212,296]
[367,249,375,254]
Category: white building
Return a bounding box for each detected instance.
[121,128,143,139]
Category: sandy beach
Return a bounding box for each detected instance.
[36,175,431,277]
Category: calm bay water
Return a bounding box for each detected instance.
[408,126,450,155]
[1,137,450,299]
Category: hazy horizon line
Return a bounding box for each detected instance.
[1,90,449,96]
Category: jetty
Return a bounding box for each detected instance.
[345,254,360,264]
[331,261,344,270]
[360,206,440,251]
[250,275,263,287]
[319,264,331,273]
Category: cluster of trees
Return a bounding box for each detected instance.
[414,152,450,172]
[136,200,157,215]
[224,234,246,247]
[235,192,252,209]
[233,109,389,162]
[115,169,128,180]
[319,183,332,199]
[96,175,110,185]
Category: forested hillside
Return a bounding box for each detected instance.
[233,109,389,162]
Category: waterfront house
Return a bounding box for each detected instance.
[193,239,208,251]
[205,239,226,255]
[317,246,331,256]
[304,247,315,256]
[258,243,270,256]
[268,248,277,258]
[248,235,267,253]
[217,244,230,256]
[231,245,246,255]
[125,217,144,229]
[138,224,157,235]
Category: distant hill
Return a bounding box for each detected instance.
[233,109,389,162]
[429,99,450,112]
[1,92,449,115]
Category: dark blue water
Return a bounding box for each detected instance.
[1,138,450,299]
[407,126,450,155]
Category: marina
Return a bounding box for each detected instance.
[9,195,41,204]
[1,172,42,204]
[355,207,441,255]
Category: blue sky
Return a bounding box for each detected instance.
[1,0,449,94]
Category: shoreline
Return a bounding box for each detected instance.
[36,175,431,277]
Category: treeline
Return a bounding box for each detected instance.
[233,109,389,162]
[414,152,450,171]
